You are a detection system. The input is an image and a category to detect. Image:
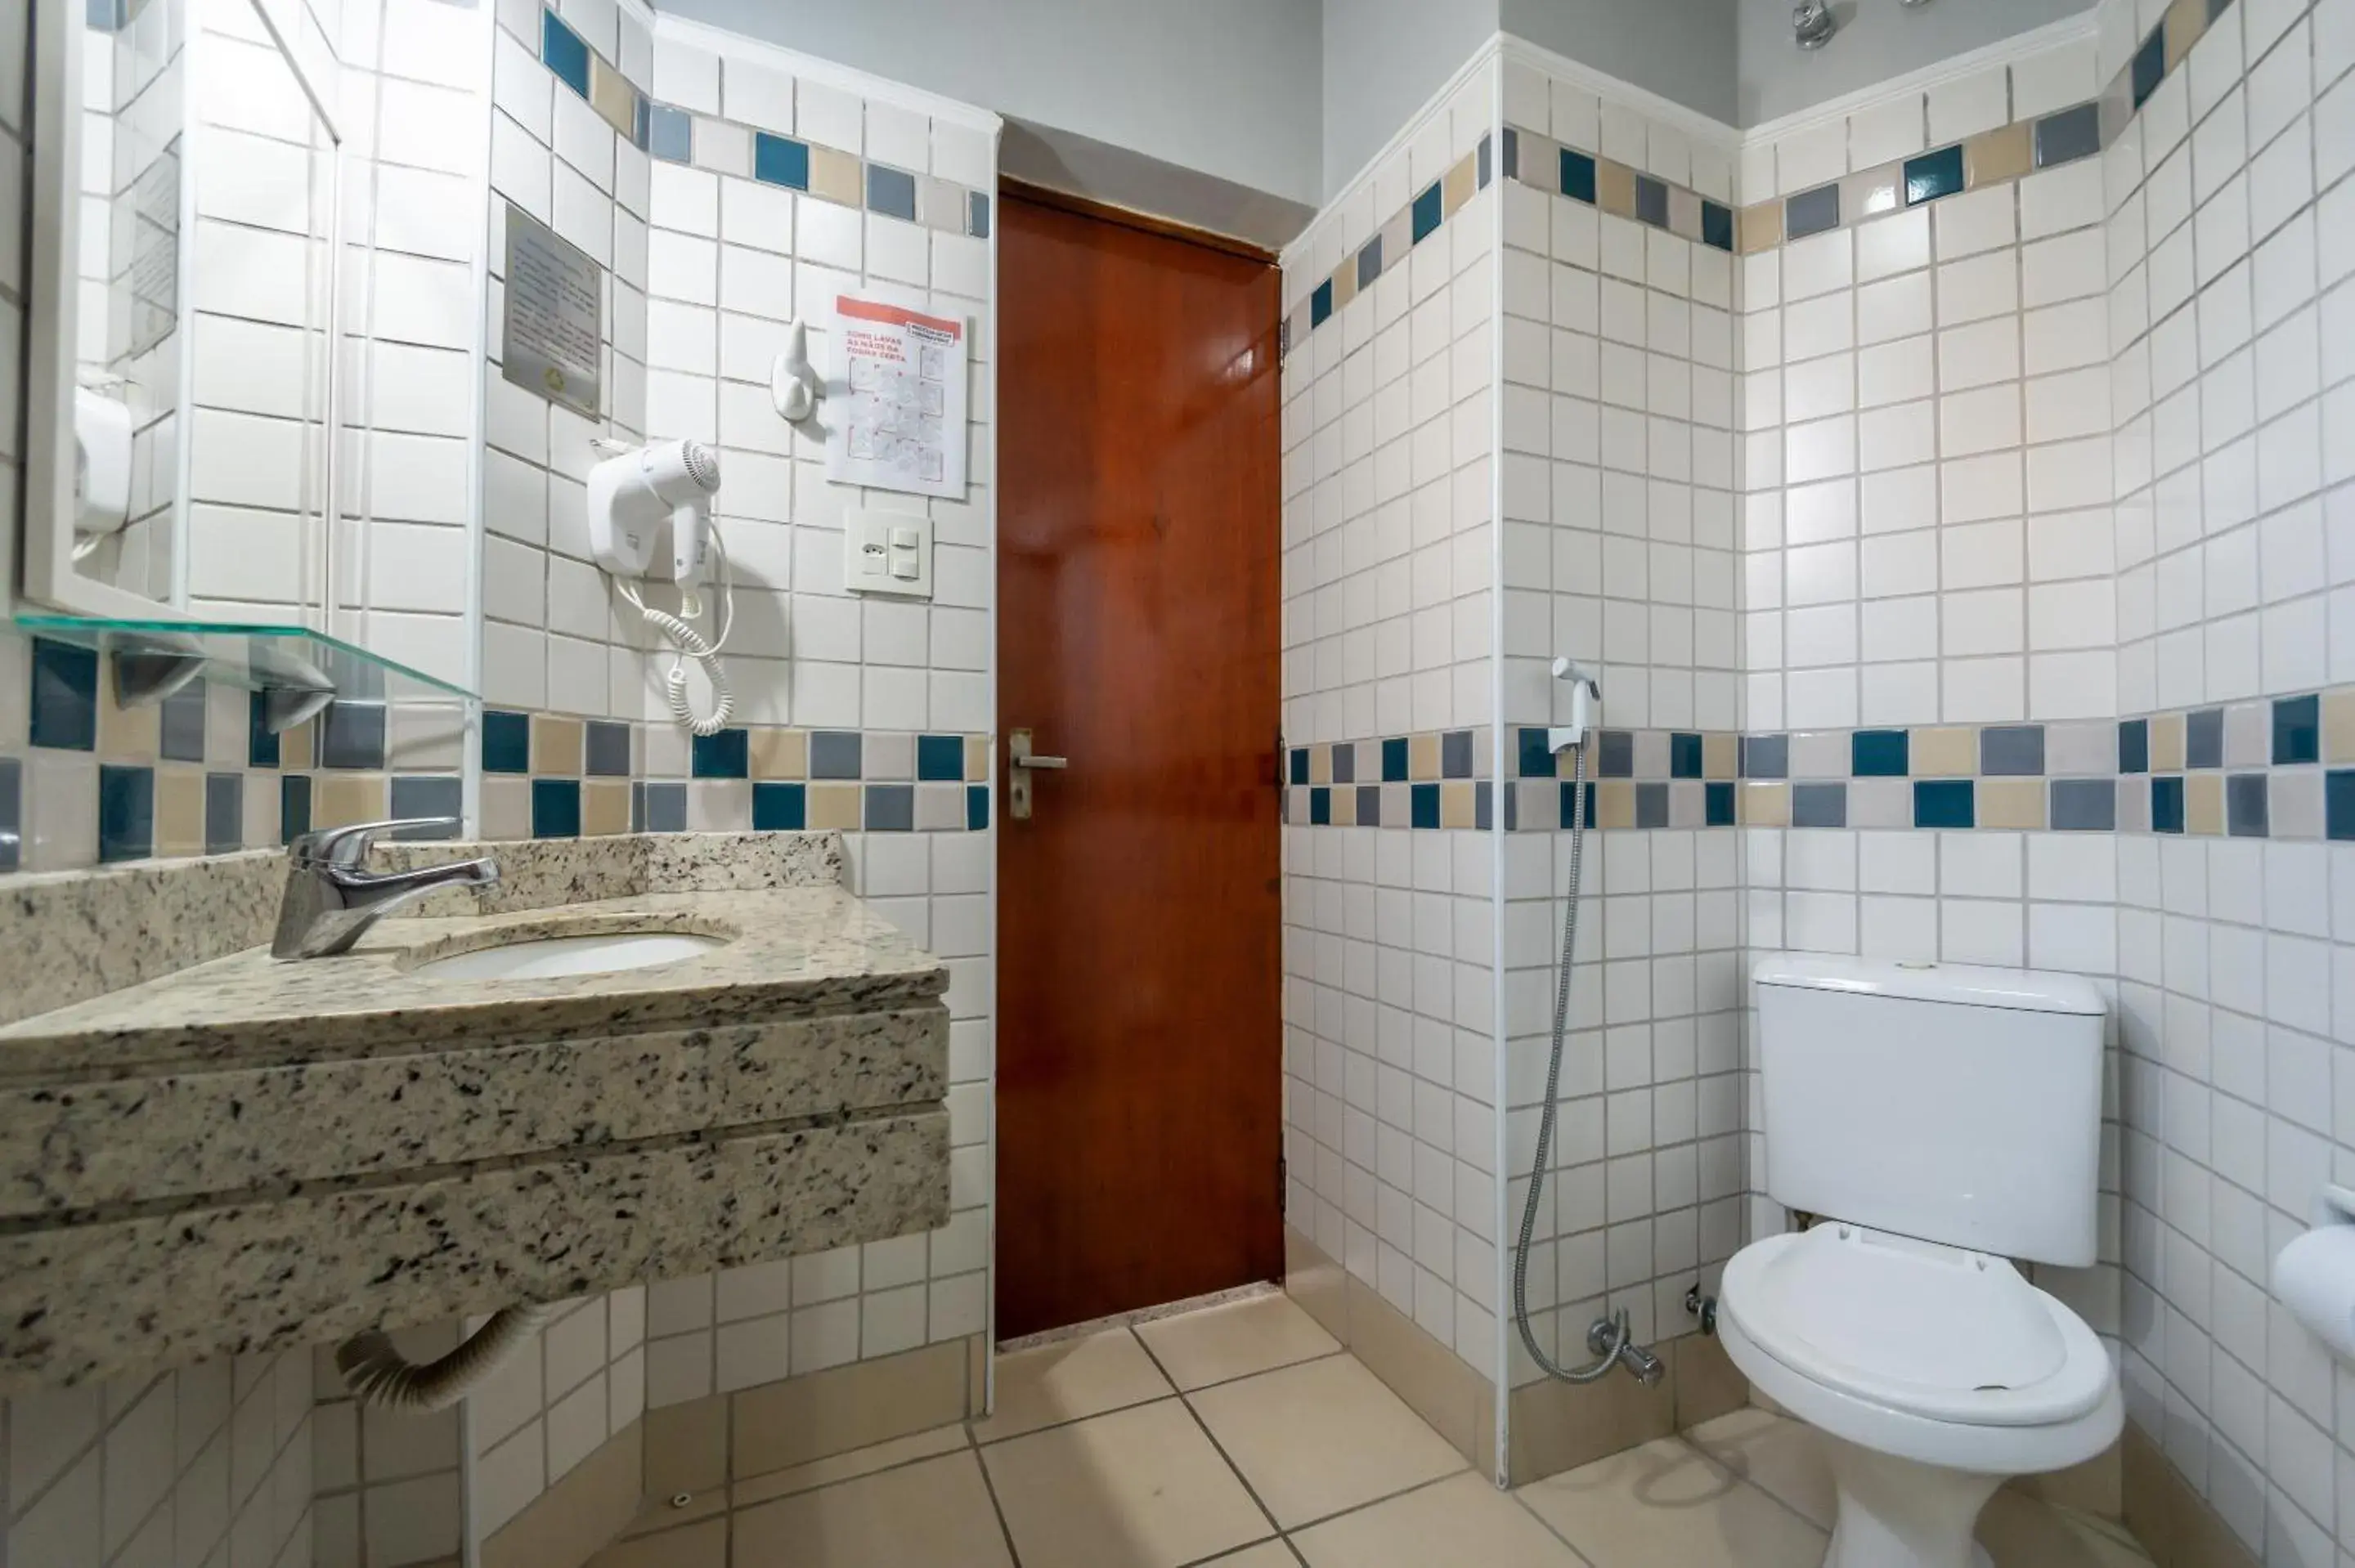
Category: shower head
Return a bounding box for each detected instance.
[1550,656,1602,697]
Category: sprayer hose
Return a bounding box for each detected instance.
[335,1304,554,1413]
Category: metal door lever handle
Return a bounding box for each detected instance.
[1014,753,1066,768]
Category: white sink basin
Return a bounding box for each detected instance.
[410,932,725,982]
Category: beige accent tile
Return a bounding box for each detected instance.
[155,769,204,855]
[1330,257,1359,311]
[315,773,388,829]
[1188,1355,1465,1529]
[1911,726,1976,775]
[1976,1489,2152,1567]
[587,56,635,137]
[809,146,863,206]
[963,735,989,781]
[1596,780,1635,828]
[1667,185,1702,240]
[984,1399,1272,1568]
[1684,1409,1833,1530]
[532,715,584,775]
[1442,150,1478,217]
[2163,0,2207,69]
[1978,777,2046,829]
[1966,121,2033,187]
[1135,1292,1339,1391]
[730,1450,1014,1568]
[808,782,862,830]
[2150,714,2185,772]
[1737,782,1787,827]
[1309,746,1334,785]
[733,1340,967,1477]
[2186,773,2223,836]
[1505,1355,1674,1486]
[1702,732,1737,780]
[749,728,808,779]
[968,1327,1172,1443]
[1294,1471,1586,1567]
[1343,1275,1485,1467]
[96,684,160,762]
[1516,1436,1828,1566]
[644,1396,727,1499]
[587,1516,725,1568]
[1330,785,1357,826]
[734,1423,970,1509]
[1737,200,1782,253]
[2323,691,2355,762]
[1439,780,1476,828]
[480,776,529,839]
[483,1419,644,1568]
[583,781,630,836]
[277,717,314,770]
[1595,158,1636,217]
[1408,733,1442,781]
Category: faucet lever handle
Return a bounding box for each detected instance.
[289,818,458,867]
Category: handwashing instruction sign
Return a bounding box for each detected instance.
[502,204,603,419]
[828,293,967,500]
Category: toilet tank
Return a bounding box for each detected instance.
[1753,956,2106,1267]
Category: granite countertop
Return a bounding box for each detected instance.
[0,831,946,1080]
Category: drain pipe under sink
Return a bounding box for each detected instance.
[335,1304,553,1411]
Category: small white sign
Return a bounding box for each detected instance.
[827,293,967,500]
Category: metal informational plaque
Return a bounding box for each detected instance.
[500,204,602,418]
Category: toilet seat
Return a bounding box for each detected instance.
[1719,1226,2122,1477]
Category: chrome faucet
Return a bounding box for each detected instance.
[272,819,500,959]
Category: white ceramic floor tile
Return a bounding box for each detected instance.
[1516,1436,1828,1568]
[1134,1293,1340,1391]
[1290,1472,1589,1568]
[1188,1355,1466,1530]
[982,1399,1275,1568]
[970,1328,1173,1443]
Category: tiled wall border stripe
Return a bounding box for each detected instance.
[1280,135,1493,361]
[1502,126,1740,253]
[536,6,992,240]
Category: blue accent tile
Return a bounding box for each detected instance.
[917,735,965,781]
[1791,782,1847,827]
[0,758,18,870]
[319,701,387,770]
[1382,737,1409,782]
[2050,778,2115,831]
[1289,747,1310,785]
[967,785,990,830]
[1670,733,1704,779]
[1411,782,1441,829]
[1741,734,1788,779]
[2227,773,2270,836]
[2034,102,2102,168]
[1785,183,1840,238]
[203,772,242,854]
[2132,28,2165,107]
[693,728,750,778]
[280,774,312,844]
[2328,772,2355,840]
[1851,729,1909,777]
[1903,145,1965,205]
[1309,786,1331,826]
[643,781,688,832]
[1635,175,1669,227]
[1635,782,1668,827]
[1502,127,1519,181]
[1702,199,1734,252]
[29,638,98,751]
[482,710,531,774]
[585,720,632,777]
[1357,235,1383,290]
[541,8,590,97]
[2186,708,2224,768]
[388,777,461,836]
[753,782,807,830]
[1442,730,1474,779]
[1478,132,1492,189]
[1310,279,1334,328]
[1560,149,1596,204]
[248,692,281,768]
[1411,181,1443,243]
[632,94,650,152]
[864,783,914,831]
[1357,785,1382,827]
[967,191,990,239]
[866,164,917,221]
[752,132,810,190]
[532,777,581,838]
[159,683,208,763]
[2151,775,2186,834]
[2273,694,2321,764]
[1705,781,1735,827]
[1979,724,2045,776]
[1913,780,1976,828]
[1561,779,1584,827]
[2118,718,2149,773]
[1331,744,1356,785]
[1519,728,1558,779]
[1596,731,1635,778]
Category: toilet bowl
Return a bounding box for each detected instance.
[1718,1223,2122,1568]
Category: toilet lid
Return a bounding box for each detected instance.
[1723,1224,2112,1427]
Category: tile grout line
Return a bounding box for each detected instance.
[965,1420,1030,1568]
[1665,1428,1837,1541]
[967,1348,1351,1450]
[1130,1324,1293,1555]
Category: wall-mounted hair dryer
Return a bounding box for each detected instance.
[1549,657,1602,753]
[587,438,736,735]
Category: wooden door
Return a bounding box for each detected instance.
[995,192,1283,1340]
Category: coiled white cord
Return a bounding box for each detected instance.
[614,518,736,737]
[335,1304,554,1412]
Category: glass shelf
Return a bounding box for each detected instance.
[11,614,476,725]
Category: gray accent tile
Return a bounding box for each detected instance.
[1788,731,1846,778]
[1332,743,1357,785]
[810,731,863,779]
[160,683,209,763]
[643,781,688,831]
[1442,730,1474,778]
[585,720,633,777]
[1635,782,1668,827]
[1784,183,1840,238]
[1635,175,1668,226]
[1632,731,1671,779]
[1357,784,1382,826]
[1477,781,1495,831]
[2116,777,2150,833]
[1790,782,1847,827]
[2034,101,2102,168]
[2049,778,2115,831]
[203,772,241,853]
[2226,773,2270,836]
[647,103,693,164]
[1978,725,2046,776]
[1846,777,1911,827]
[2044,722,2113,775]
[2272,772,2323,839]
[866,164,917,221]
[2223,703,2268,768]
[864,782,916,831]
[388,777,462,836]
[319,702,388,770]
[2185,709,2223,768]
[0,758,17,871]
[1741,734,1788,778]
[1597,731,1635,777]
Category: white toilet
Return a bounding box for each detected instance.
[1718,956,2123,1568]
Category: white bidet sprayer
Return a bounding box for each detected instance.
[588,438,736,736]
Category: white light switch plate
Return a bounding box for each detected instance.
[842,506,933,598]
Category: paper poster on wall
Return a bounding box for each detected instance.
[827,293,967,500]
